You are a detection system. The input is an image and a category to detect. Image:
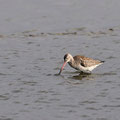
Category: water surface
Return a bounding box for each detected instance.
[0,0,120,120]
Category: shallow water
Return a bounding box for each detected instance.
[0,0,120,120]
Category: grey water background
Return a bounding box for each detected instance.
[0,0,120,120]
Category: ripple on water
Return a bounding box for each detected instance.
[96,92,108,98]
[0,117,13,120]
[12,88,23,93]
[0,94,10,100]
[106,56,116,59]
[86,107,102,111]
[80,100,97,104]
[21,81,37,86]
[103,105,120,108]
[59,104,79,108]
[0,73,8,76]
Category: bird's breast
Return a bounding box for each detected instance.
[68,62,79,70]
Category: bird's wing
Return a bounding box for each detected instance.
[73,55,102,67]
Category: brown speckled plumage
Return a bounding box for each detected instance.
[73,55,103,67]
[59,53,104,74]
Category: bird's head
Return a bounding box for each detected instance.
[64,53,72,63]
[59,53,73,75]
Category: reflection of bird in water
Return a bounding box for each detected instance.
[59,53,104,75]
[71,72,95,81]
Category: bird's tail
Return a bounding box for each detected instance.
[101,61,105,63]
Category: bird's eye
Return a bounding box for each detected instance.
[64,54,68,60]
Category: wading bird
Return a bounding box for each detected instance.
[59,53,104,75]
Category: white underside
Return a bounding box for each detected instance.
[77,63,103,73]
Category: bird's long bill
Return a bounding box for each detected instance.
[59,62,67,75]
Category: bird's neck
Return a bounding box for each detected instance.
[68,57,75,67]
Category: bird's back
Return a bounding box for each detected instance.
[73,55,103,67]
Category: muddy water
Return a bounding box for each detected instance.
[0,0,120,120]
